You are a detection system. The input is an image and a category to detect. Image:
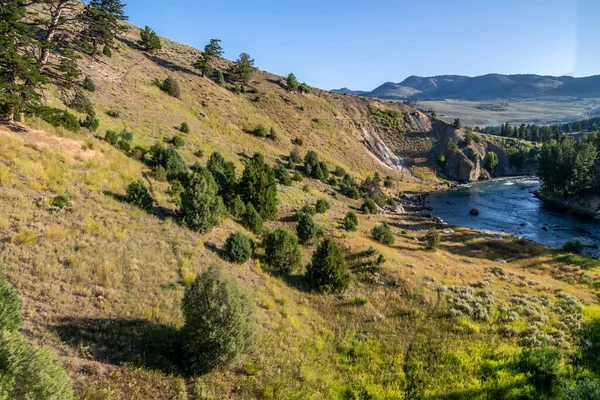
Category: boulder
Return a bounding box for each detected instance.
[444,151,481,182]
[469,208,479,216]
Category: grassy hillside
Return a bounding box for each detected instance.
[3,22,600,400]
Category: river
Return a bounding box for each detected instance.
[427,177,600,256]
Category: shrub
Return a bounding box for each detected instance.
[306,238,350,293]
[296,212,318,243]
[0,331,75,399]
[228,195,247,219]
[286,73,299,91]
[289,147,302,163]
[298,83,310,93]
[181,267,257,375]
[315,199,330,213]
[384,176,393,188]
[68,91,94,114]
[51,194,71,209]
[126,181,153,211]
[160,76,181,98]
[172,135,185,148]
[485,152,499,174]
[106,109,120,118]
[253,124,268,137]
[372,222,395,246]
[333,166,346,177]
[179,122,190,133]
[292,137,303,146]
[275,165,292,186]
[243,203,263,234]
[564,382,600,400]
[0,269,22,333]
[424,228,440,251]
[102,45,112,57]
[267,127,277,141]
[343,211,358,232]
[517,347,562,396]
[150,143,188,177]
[177,169,225,233]
[297,205,316,218]
[264,229,302,274]
[292,171,303,182]
[563,239,583,254]
[105,129,119,145]
[223,232,253,263]
[239,153,278,221]
[194,149,204,158]
[80,114,99,132]
[362,198,378,214]
[34,106,80,132]
[82,76,96,92]
[447,140,458,153]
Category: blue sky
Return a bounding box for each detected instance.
[125,0,599,91]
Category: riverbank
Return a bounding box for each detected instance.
[534,190,600,219]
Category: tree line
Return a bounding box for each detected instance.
[475,116,600,142]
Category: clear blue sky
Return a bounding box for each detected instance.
[125,0,599,91]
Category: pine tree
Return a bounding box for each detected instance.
[238,153,278,220]
[139,26,162,51]
[78,0,128,58]
[233,52,255,85]
[286,73,298,91]
[176,168,225,233]
[194,39,223,77]
[0,0,46,122]
[306,238,350,293]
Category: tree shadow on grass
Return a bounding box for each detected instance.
[50,317,184,376]
[142,53,198,76]
[103,190,174,222]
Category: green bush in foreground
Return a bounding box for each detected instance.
[181,267,257,375]
[343,211,358,232]
[315,199,330,213]
[0,270,22,333]
[177,169,224,233]
[160,76,181,98]
[362,198,379,214]
[223,232,253,264]
[372,222,395,246]
[264,229,302,274]
[179,122,190,133]
[126,181,153,211]
[306,238,350,293]
[0,331,75,399]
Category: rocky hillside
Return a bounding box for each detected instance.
[335,73,600,101]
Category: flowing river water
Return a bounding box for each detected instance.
[427,177,600,257]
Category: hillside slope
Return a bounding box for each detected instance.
[3,21,600,400]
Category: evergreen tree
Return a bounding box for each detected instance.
[194,39,223,77]
[238,153,278,220]
[306,238,350,293]
[263,229,302,274]
[296,212,318,243]
[79,0,128,58]
[242,202,263,234]
[286,73,298,91]
[233,52,255,85]
[176,168,225,233]
[139,26,162,51]
[0,0,46,122]
[453,118,461,129]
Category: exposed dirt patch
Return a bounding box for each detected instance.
[0,123,100,160]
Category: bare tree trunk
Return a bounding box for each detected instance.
[40,4,64,67]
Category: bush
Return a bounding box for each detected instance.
[333,166,346,177]
[150,143,188,177]
[292,137,303,146]
[0,269,22,333]
[384,176,393,188]
[0,331,75,399]
[274,165,292,186]
[253,124,268,137]
[424,228,440,251]
[106,109,120,118]
[298,83,310,93]
[297,205,316,218]
[228,195,247,219]
[34,106,80,132]
[485,152,499,174]
[181,267,257,375]
[306,238,350,293]
[105,129,119,145]
[517,347,562,396]
[264,229,302,274]
[267,127,277,141]
[362,198,379,214]
[82,76,96,92]
[177,169,225,233]
[296,212,318,243]
[239,153,278,221]
[126,181,153,211]
[80,114,99,132]
[51,194,71,209]
[243,203,263,234]
[223,232,253,263]
[179,122,190,133]
[343,212,358,232]
[315,199,330,214]
[102,45,112,57]
[171,136,185,148]
[68,91,94,114]
[292,171,303,182]
[563,239,583,254]
[372,222,395,246]
[290,147,302,164]
[160,76,181,98]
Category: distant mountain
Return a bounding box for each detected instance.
[333,74,600,101]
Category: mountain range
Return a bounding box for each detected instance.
[334,74,600,101]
